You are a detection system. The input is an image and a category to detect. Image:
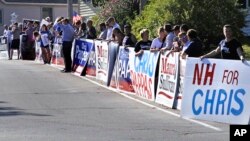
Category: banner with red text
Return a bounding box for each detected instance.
[51,44,64,67]
[72,39,94,76]
[130,51,160,101]
[155,51,179,108]
[175,58,186,110]
[95,40,109,83]
[181,58,250,124]
[117,47,135,93]
[86,41,96,77]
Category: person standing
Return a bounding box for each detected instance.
[181,29,203,59]
[200,24,245,62]
[9,22,21,60]
[122,24,137,47]
[134,28,152,56]
[86,20,97,39]
[54,18,75,72]
[25,21,36,60]
[150,27,166,52]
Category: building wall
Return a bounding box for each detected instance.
[0,3,78,34]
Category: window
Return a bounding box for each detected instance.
[42,7,53,21]
[0,9,3,25]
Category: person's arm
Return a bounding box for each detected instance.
[135,50,143,56]
[237,47,245,62]
[200,46,221,60]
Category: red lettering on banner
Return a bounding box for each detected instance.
[193,63,216,85]
[222,70,239,85]
[161,58,175,75]
[97,45,108,57]
[131,71,153,100]
[97,45,102,57]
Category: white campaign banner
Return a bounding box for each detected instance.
[130,51,159,101]
[95,40,109,83]
[181,58,250,124]
[175,58,186,110]
[155,51,179,108]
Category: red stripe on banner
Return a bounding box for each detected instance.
[86,68,96,76]
[158,91,173,99]
[177,96,182,99]
[118,81,135,93]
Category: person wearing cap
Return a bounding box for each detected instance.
[122,24,137,47]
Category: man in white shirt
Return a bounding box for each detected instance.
[105,17,121,40]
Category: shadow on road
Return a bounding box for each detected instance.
[0,106,51,117]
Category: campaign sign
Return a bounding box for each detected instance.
[95,40,109,83]
[35,41,43,63]
[117,47,135,93]
[86,41,96,77]
[72,39,93,76]
[130,51,160,101]
[22,18,40,32]
[51,44,64,67]
[174,58,186,110]
[181,58,250,124]
[155,51,179,108]
[109,58,118,89]
[107,41,119,86]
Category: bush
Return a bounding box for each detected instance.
[132,0,246,44]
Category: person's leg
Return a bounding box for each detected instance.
[9,49,13,60]
[17,49,20,59]
[62,41,72,72]
[46,47,51,64]
[41,48,47,63]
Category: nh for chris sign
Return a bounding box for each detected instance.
[181,58,250,124]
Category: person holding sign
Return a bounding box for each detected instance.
[200,24,245,62]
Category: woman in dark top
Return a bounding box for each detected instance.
[201,24,245,61]
[134,28,152,56]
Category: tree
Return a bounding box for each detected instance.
[92,0,139,28]
[132,0,246,45]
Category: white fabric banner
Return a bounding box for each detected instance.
[95,40,109,83]
[181,57,250,124]
[155,51,179,108]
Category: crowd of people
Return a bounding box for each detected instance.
[2,16,246,73]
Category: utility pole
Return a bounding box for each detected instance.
[67,0,73,23]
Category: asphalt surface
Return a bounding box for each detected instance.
[0,60,230,141]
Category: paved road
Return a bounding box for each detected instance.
[0,60,229,141]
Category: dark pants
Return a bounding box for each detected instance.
[62,41,73,71]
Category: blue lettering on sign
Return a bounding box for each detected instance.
[192,89,245,116]
[134,52,158,77]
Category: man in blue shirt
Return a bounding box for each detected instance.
[54,18,75,72]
